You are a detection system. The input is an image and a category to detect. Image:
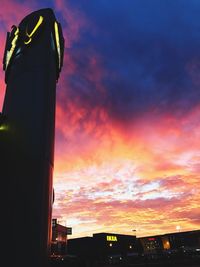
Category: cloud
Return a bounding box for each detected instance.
[53,181,199,237]
[1,0,200,238]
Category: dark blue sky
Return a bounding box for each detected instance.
[55,0,200,124]
[6,0,200,125]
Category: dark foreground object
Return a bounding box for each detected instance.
[0,7,64,267]
[50,254,200,267]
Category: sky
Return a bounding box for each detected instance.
[0,0,200,238]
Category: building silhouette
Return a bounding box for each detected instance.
[67,230,200,266]
[68,232,137,265]
[51,218,72,256]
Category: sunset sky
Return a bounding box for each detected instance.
[0,0,200,238]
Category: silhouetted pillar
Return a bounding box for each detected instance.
[0,8,64,267]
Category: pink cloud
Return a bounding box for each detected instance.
[54,0,89,48]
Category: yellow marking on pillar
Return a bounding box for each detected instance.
[6,27,19,69]
[24,16,43,45]
[54,21,61,69]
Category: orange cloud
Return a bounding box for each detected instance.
[53,104,200,238]
[0,1,199,239]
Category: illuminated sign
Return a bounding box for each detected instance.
[3,15,45,71]
[54,21,61,69]
[106,235,118,242]
[52,20,64,77]
[3,12,64,82]
[24,15,43,45]
[5,26,19,69]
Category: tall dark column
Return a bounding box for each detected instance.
[0,8,64,267]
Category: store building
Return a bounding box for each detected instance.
[68,233,137,265]
[67,229,200,265]
[139,229,200,254]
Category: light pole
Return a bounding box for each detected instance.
[132,229,137,236]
